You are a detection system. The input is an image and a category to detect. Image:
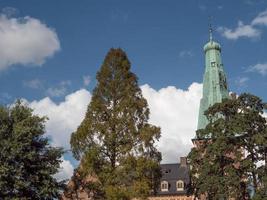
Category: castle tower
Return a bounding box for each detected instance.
[197,27,229,130]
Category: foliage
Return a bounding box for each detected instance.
[188,93,267,200]
[0,101,65,199]
[69,48,161,200]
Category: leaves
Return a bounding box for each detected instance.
[188,93,267,199]
[69,48,161,199]
[0,101,65,199]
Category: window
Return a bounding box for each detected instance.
[176,180,184,191]
[161,181,169,192]
[164,169,171,174]
[211,62,216,67]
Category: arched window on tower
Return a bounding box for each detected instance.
[211,61,216,67]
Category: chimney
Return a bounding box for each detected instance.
[230,92,237,100]
[180,157,187,167]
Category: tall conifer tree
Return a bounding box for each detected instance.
[70,48,161,200]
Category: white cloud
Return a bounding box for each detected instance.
[83,75,91,86]
[244,0,263,5]
[217,5,223,10]
[28,82,202,178]
[28,89,91,181]
[0,14,60,70]
[23,78,43,89]
[179,50,193,58]
[46,80,71,97]
[29,88,91,148]
[252,9,267,26]
[1,7,18,17]
[141,83,202,163]
[46,87,66,98]
[247,63,267,75]
[218,21,261,40]
[218,8,267,40]
[199,5,207,11]
[0,92,12,104]
[110,9,129,23]
[235,76,249,86]
[54,157,74,181]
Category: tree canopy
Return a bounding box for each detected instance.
[188,93,267,200]
[69,48,161,200]
[0,101,65,199]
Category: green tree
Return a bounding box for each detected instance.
[188,93,267,200]
[0,101,65,199]
[70,48,161,200]
[236,94,267,199]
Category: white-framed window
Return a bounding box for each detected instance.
[176,180,184,191]
[161,181,169,192]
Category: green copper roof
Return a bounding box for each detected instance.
[197,38,229,130]
[203,41,221,53]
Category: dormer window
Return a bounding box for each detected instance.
[176,180,184,191]
[161,181,169,192]
[164,169,171,174]
[211,62,216,67]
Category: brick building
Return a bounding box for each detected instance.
[63,28,229,200]
[148,157,193,200]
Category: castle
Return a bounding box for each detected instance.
[148,29,230,200]
[63,29,230,200]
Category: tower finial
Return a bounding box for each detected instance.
[209,16,213,42]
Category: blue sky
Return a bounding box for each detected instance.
[0,0,266,179]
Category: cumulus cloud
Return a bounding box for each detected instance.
[141,83,202,163]
[83,75,91,86]
[235,76,249,87]
[252,9,267,26]
[218,8,267,40]
[29,89,91,148]
[22,81,267,179]
[179,50,193,58]
[28,89,91,181]
[54,158,74,181]
[217,5,223,10]
[23,78,43,89]
[110,9,129,23]
[46,80,72,97]
[46,87,66,98]
[199,5,207,11]
[1,7,19,17]
[218,21,261,40]
[247,62,267,75]
[0,92,12,104]
[0,14,60,70]
[28,82,202,178]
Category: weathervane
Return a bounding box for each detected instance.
[209,16,213,42]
